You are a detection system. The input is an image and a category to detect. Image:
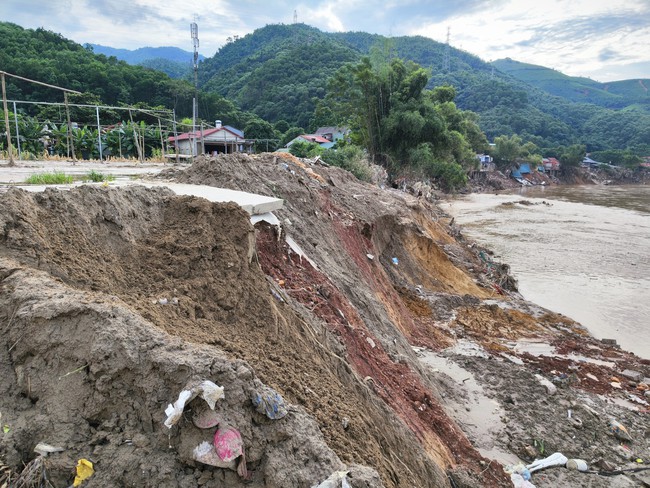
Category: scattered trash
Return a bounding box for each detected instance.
[511,473,536,487]
[391,257,398,265]
[527,452,568,473]
[341,417,350,430]
[158,298,168,305]
[192,405,222,429]
[585,373,599,382]
[164,380,225,428]
[366,337,376,348]
[214,425,244,462]
[601,338,618,346]
[33,442,65,456]
[566,459,589,471]
[505,463,531,480]
[73,458,94,487]
[2,425,9,434]
[251,385,288,420]
[610,419,633,442]
[311,470,351,488]
[193,440,234,469]
[366,253,374,261]
[534,374,557,395]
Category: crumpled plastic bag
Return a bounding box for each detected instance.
[511,473,536,488]
[214,425,244,462]
[526,452,568,473]
[73,459,94,487]
[311,470,351,488]
[164,380,225,428]
[252,385,287,420]
[193,440,235,469]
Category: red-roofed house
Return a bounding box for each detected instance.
[285,134,335,149]
[169,121,253,156]
[543,157,560,176]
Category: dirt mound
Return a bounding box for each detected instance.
[1,183,492,487]
[0,186,389,487]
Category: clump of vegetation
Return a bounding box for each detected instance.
[24,171,73,184]
[85,170,115,182]
[322,145,373,182]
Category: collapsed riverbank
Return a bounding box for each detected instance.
[0,154,648,487]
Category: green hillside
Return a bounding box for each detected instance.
[0,22,264,130]
[492,58,650,111]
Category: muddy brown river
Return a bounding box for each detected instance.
[446,184,650,360]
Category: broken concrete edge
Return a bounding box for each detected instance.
[9,181,285,216]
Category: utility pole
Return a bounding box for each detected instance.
[191,19,199,158]
[1,72,15,165]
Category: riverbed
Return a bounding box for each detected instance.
[445,185,650,359]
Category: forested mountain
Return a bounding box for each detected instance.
[88,44,202,79]
[89,44,201,64]
[2,20,649,155]
[0,22,264,130]
[199,24,650,153]
[492,58,650,112]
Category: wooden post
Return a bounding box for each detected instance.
[64,92,76,162]
[13,101,22,160]
[158,118,165,163]
[95,105,103,162]
[1,72,15,165]
[128,109,143,163]
[172,109,179,165]
[200,122,205,156]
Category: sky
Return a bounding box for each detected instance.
[1,0,649,82]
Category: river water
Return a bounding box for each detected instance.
[444,185,650,359]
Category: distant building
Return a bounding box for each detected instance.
[582,156,602,168]
[542,157,560,176]
[314,126,349,144]
[476,153,494,171]
[169,121,253,156]
[285,134,335,149]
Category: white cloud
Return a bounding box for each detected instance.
[1,0,648,80]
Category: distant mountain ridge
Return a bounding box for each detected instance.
[492,58,650,110]
[88,44,203,65]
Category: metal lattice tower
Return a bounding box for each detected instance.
[443,27,450,72]
[293,10,298,24]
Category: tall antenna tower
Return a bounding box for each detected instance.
[190,18,199,156]
[443,27,450,73]
[293,9,298,24]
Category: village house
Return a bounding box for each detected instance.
[285,134,335,149]
[168,120,253,156]
[314,126,349,144]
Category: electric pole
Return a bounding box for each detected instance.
[191,19,199,157]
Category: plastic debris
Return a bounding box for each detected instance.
[164,380,225,428]
[73,459,94,487]
[610,419,633,442]
[391,257,399,265]
[311,470,351,488]
[33,442,65,456]
[366,253,374,260]
[252,385,288,420]
[566,459,589,471]
[214,426,244,462]
[193,441,234,469]
[526,452,568,473]
[511,473,536,488]
[192,406,222,429]
[505,463,531,480]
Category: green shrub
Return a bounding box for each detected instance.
[85,170,115,182]
[322,145,373,182]
[24,171,73,184]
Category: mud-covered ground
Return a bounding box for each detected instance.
[1,154,648,487]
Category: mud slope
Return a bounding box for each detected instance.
[0,186,464,487]
[163,154,517,486]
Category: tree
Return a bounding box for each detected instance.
[560,144,586,174]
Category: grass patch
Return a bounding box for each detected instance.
[85,170,115,182]
[24,171,74,184]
